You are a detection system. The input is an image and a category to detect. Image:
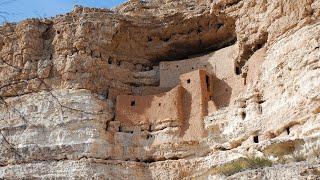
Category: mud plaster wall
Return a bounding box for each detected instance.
[115,86,184,129]
[179,70,213,140]
[159,45,236,88]
[160,45,245,108]
[131,86,172,96]
[116,70,214,141]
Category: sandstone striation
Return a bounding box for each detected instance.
[0,0,319,179]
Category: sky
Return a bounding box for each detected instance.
[0,0,127,24]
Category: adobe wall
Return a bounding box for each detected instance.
[159,45,245,108]
[131,86,172,96]
[159,45,236,88]
[115,86,184,130]
[179,70,214,140]
[116,69,215,141]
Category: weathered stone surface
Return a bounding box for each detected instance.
[0,0,319,179]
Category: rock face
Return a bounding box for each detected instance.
[0,0,319,179]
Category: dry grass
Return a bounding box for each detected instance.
[210,157,273,176]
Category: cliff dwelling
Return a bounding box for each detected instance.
[116,69,216,140]
[0,0,319,179]
[113,43,246,141]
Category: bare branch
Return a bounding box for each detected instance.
[0,59,23,72]
[0,130,22,158]
[37,77,105,115]
[0,66,107,163]
[0,97,28,124]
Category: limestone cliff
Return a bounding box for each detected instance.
[0,0,319,179]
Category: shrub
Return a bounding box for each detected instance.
[212,157,273,176]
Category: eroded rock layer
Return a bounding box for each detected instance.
[0,0,319,179]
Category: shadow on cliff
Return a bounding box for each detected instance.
[211,74,232,109]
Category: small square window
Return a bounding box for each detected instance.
[131,100,136,106]
[205,75,210,91]
[187,79,191,84]
[235,67,241,75]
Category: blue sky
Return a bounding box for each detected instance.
[0,0,127,24]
